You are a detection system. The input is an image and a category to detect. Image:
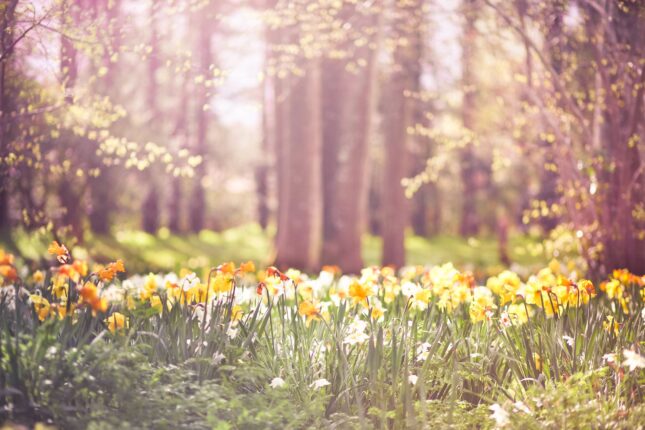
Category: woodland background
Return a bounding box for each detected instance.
[0,0,643,277]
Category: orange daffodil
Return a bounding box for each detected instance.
[0,263,18,284]
[98,259,125,282]
[78,281,108,314]
[48,241,70,264]
[0,249,18,284]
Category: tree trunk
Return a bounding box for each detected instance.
[88,0,121,235]
[168,41,191,233]
[58,0,84,239]
[381,0,422,267]
[256,17,275,231]
[0,0,18,234]
[534,0,562,233]
[189,6,213,232]
[320,4,379,274]
[274,55,323,271]
[458,0,481,237]
[142,0,160,234]
[598,4,644,274]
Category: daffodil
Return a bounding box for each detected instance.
[298,300,320,326]
[507,303,531,324]
[0,264,17,282]
[622,349,645,371]
[348,280,373,307]
[140,273,158,300]
[48,241,70,263]
[78,281,108,313]
[238,261,255,274]
[487,270,521,306]
[32,270,45,284]
[603,316,619,336]
[0,249,15,265]
[230,304,243,321]
[210,273,233,294]
[270,377,286,389]
[105,312,128,334]
[150,294,163,313]
[98,259,125,282]
[30,294,51,321]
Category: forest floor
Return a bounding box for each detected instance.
[2,223,547,275]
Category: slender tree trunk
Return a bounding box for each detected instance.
[0,0,18,234]
[458,0,481,237]
[189,6,214,232]
[409,35,428,237]
[535,0,562,233]
[256,18,275,231]
[142,0,160,234]
[381,0,422,267]
[169,70,190,233]
[58,0,84,239]
[272,7,291,264]
[88,0,121,234]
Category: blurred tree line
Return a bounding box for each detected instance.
[0,0,643,276]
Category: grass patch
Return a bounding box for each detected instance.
[1,223,547,274]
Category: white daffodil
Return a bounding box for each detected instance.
[513,401,531,415]
[416,342,431,362]
[489,403,510,428]
[343,318,370,346]
[623,349,645,371]
[603,353,617,365]
[562,335,574,348]
[401,281,421,298]
[270,377,286,389]
[310,378,331,390]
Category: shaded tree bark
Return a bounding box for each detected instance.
[321,3,379,273]
[596,3,644,274]
[189,5,214,232]
[273,19,323,271]
[0,0,19,234]
[256,13,275,231]
[142,0,160,234]
[58,0,84,239]
[381,0,422,267]
[409,50,433,237]
[458,0,481,237]
[169,67,191,233]
[534,0,562,232]
[88,0,121,234]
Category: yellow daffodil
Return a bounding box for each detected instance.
[298,300,320,326]
[105,312,128,334]
[30,295,51,321]
[348,280,373,307]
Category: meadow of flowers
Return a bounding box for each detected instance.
[1,243,644,429]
